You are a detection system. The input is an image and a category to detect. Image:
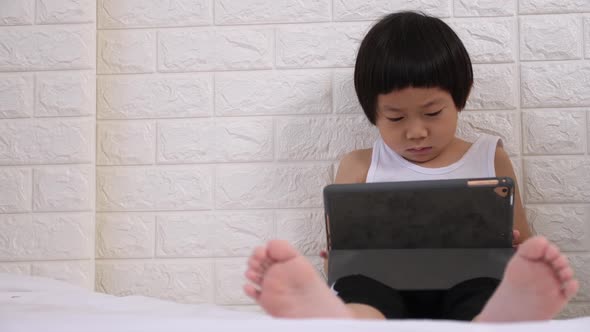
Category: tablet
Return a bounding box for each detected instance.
[323,177,514,250]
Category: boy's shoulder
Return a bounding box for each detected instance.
[493,144,513,174]
[342,148,372,162]
[335,149,372,184]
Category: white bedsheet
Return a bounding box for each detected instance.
[1,273,588,332]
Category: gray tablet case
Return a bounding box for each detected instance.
[324,177,516,290]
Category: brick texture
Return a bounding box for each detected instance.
[0,0,588,316]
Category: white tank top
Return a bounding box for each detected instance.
[366,134,502,183]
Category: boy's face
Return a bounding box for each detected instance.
[375,87,459,164]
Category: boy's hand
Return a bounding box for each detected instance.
[320,250,329,276]
[513,229,520,248]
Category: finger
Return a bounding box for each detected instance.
[512,230,521,248]
[512,229,520,239]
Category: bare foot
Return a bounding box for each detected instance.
[477,236,579,322]
[243,240,353,319]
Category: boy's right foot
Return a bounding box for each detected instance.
[477,236,579,322]
[243,240,353,319]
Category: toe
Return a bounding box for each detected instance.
[563,280,580,300]
[253,246,267,260]
[551,255,569,271]
[267,240,300,262]
[558,267,574,282]
[248,256,264,273]
[518,236,549,260]
[245,269,263,285]
[244,284,261,300]
[544,243,561,262]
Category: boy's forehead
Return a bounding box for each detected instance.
[378,88,452,109]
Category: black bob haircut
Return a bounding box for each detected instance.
[354,11,473,125]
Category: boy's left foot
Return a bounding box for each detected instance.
[476,236,579,322]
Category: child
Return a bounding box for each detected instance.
[323,10,532,320]
[243,11,579,322]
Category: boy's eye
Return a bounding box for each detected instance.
[386,117,404,122]
[426,110,443,117]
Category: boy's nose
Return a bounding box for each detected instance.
[406,123,428,140]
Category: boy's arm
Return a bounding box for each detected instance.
[494,146,532,244]
[334,149,372,184]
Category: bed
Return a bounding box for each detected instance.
[1,273,588,332]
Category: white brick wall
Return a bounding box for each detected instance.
[0,0,589,317]
[0,0,96,289]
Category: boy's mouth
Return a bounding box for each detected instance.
[406,146,432,154]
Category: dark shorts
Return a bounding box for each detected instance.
[333,275,500,320]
